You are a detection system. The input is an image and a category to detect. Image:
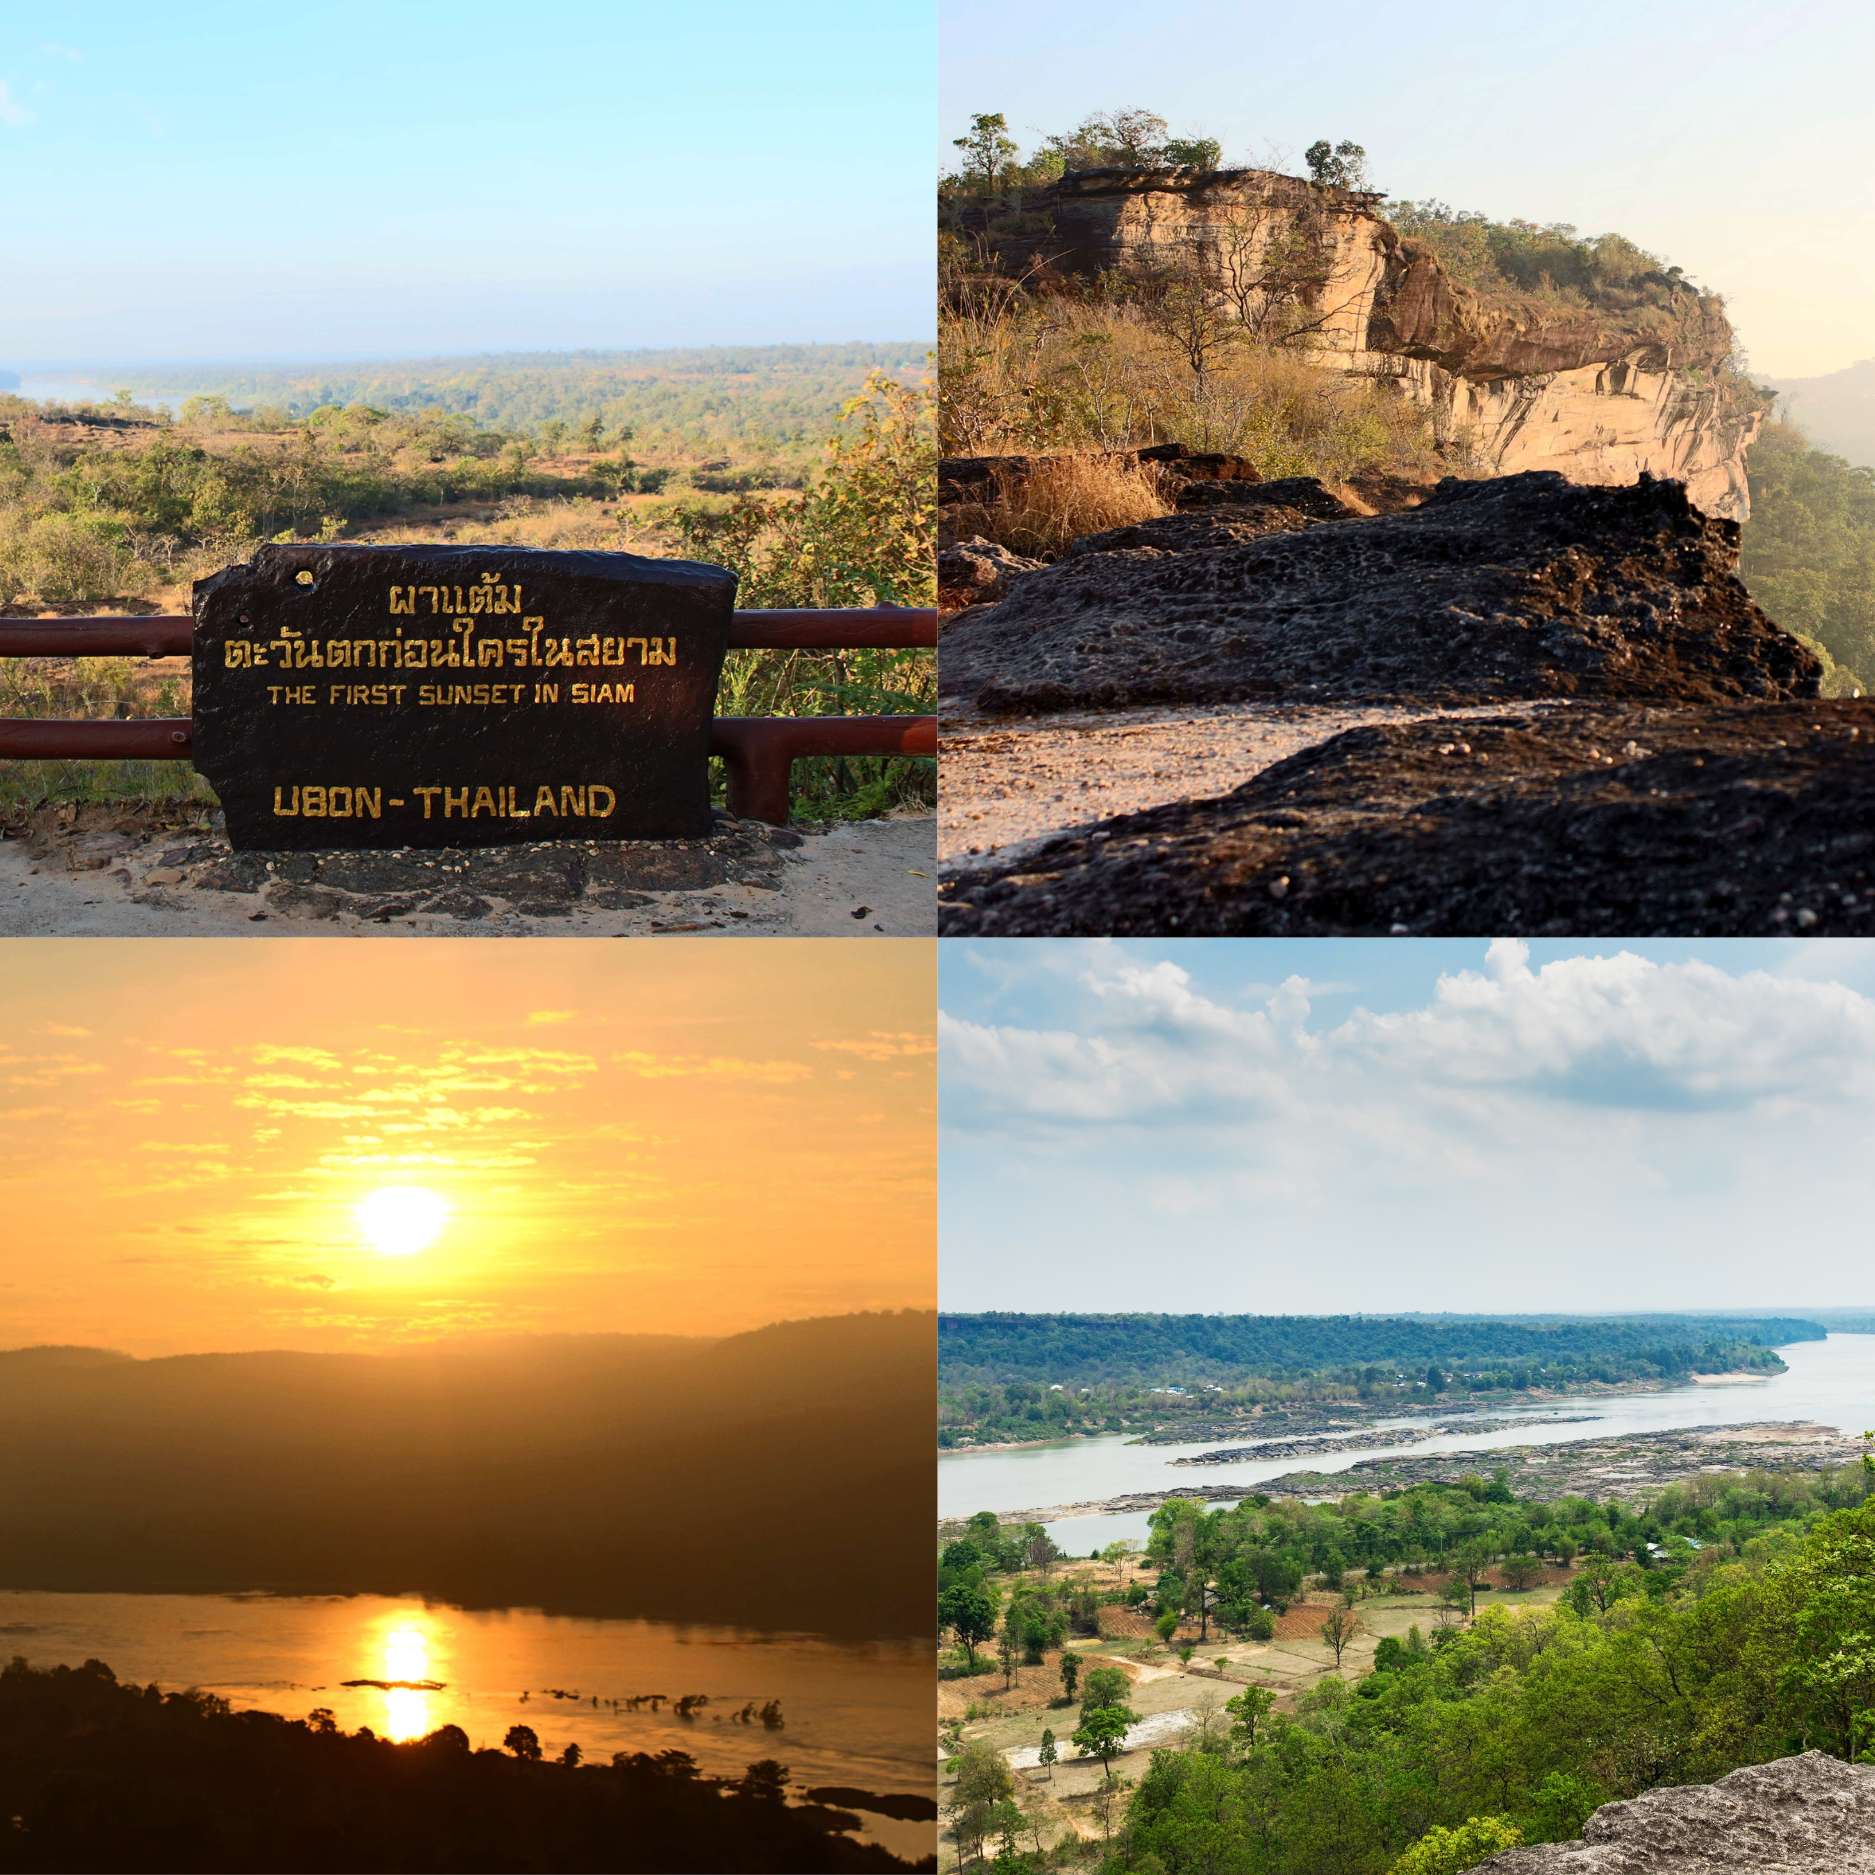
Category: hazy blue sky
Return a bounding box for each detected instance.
[941,0,1875,379]
[941,939,1875,1314]
[0,1,933,366]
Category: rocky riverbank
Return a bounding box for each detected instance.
[961,1424,1857,1529]
[1170,1414,1598,1465]
[1255,1423,1857,1503]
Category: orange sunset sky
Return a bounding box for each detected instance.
[0,939,933,1356]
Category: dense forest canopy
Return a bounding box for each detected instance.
[940,1312,1821,1384]
[1737,415,1875,693]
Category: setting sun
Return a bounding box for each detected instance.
[356,1186,450,1258]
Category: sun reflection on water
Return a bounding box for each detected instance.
[373,1613,440,1743]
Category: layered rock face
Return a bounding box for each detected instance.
[1476,1752,1875,1873]
[1025,167,1761,518]
[942,472,1817,715]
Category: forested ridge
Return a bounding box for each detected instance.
[938,1314,1818,1447]
[98,343,927,465]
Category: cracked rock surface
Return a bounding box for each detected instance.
[941,472,1818,716]
[1475,1753,1875,1873]
[938,701,1875,936]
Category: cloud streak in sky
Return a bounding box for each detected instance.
[940,940,1875,1314]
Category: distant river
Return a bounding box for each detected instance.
[13,375,194,413]
[0,1591,929,1856]
[938,1332,1875,1551]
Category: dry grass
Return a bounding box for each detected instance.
[940,296,1450,481]
[952,454,1173,556]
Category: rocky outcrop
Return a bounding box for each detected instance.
[937,536,1045,610]
[942,472,1817,715]
[1475,1753,1875,1872]
[936,699,1875,936]
[1007,167,1762,517]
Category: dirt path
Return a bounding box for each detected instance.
[0,813,936,937]
[939,701,1552,869]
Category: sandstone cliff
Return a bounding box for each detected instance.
[1009,167,1762,519]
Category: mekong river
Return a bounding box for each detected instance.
[938,1332,1875,1550]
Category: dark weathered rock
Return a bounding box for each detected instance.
[1475,1752,1875,1873]
[937,701,1875,936]
[938,536,1047,610]
[192,542,735,850]
[942,472,1819,715]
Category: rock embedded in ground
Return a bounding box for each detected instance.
[1474,1752,1875,1873]
[938,700,1875,936]
[937,536,1047,611]
[942,471,1818,716]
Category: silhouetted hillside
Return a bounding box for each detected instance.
[0,1658,930,1874]
[0,1312,934,1639]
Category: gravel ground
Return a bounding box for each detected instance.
[939,700,1548,869]
[0,811,936,937]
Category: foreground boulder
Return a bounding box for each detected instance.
[937,701,1875,935]
[942,472,1819,715]
[937,535,1046,611]
[1475,1752,1875,1872]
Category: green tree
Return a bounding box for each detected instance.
[952,112,1017,192]
[947,1737,1014,1870]
[1072,1702,1138,1773]
[1081,1664,1130,1718]
[1389,1817,1523,1875]
[1305,138,1369,190]
[1038,1727,1058,1778]
[942,1583,998,1669]
[1059,1651,1080,1702]
[1225,1682,1274,1753]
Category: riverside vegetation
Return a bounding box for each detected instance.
[0,345,935,821]
[0,1657,926,1873]
[938,1456,1875,1875]
[938,109,1875,695]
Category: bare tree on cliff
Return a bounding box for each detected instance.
[1212,204,1336,341]
[1130,252,1241,390]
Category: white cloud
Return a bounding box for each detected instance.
[939,942,1875,1312]
[0,82,33,128]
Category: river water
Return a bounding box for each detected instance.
[0,1590,929,1854]
[11,375,193,413]
[938,1332,1875,1550]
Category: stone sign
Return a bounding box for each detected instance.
[191,543,736,850]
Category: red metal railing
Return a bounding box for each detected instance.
[0,607,937,826]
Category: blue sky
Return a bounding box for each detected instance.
[0,1,934,365]
[941,939,1875,1314]
[941,0,1875,378]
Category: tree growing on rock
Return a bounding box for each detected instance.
[952,112,1017,193]
[1305,138,1369,190]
